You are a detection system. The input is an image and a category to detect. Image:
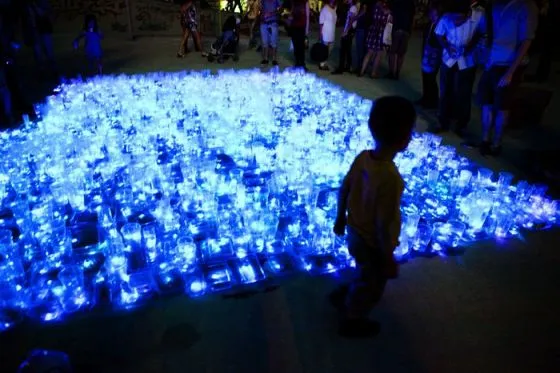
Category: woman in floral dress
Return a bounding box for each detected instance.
[358,0,391,78]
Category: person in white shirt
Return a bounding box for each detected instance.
[430,0,484,137]
[319,0,338,70]
[333,0,360,74]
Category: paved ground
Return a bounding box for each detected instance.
[1,31,559,373]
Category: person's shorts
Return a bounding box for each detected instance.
[260,22,279,48]
[390,30,410,56]
[477,65,525,111]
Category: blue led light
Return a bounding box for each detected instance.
[0,70,558,331]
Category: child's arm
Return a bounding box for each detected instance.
[333,172,351,235]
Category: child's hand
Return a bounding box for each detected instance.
[333,216,346,236]
[383,255,399,279]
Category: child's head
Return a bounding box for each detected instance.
[84,14,98,32]
[368,96,416,153]
[346,0,358,5]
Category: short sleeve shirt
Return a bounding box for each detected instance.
[261,0,281,24]
[345,150,404,249]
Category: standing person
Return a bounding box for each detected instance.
[477,0,538,156]
[259,0,282,66]
[73,14,103,76]
[318,0,338,70]
[358,0,391,78]
[177,0,201,58]
[526,0,556,82]
[430,0,484,137]
[331,96,416,338]
[20,0,56,77]
[247,0,261,48]
[289,0,310,70]
[415,3,442,109]
[353,0,372,72]
[386,0,415,80]
[333,0,360,74]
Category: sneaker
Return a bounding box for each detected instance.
[271,60,278,66]
[260,59,269,66]
[479,141,492,156]
[338,318,381,338]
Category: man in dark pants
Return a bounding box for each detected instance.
[289,0,310,70]
[353,0,371,73]
[430,1,484,137]
[526,0,557,82]
[332,0,359,74]
[386,0,415,80]
[478,0,538,156]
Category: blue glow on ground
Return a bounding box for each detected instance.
[0,70,558,330]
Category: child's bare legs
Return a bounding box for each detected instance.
[339,227,387,337]
[95,58,103,75]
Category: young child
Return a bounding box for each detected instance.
[332,95,416,338]
[415,3,442,109]
[73,14,103,75]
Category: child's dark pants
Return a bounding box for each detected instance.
[345,227,388,319]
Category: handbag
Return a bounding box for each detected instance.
[382,19,393,46]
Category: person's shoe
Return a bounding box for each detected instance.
[479,141,492,156]
[490,145,502,156]
[176,53,184,58]
[271,60,279,67]
[260,59,269,66]
[328,284,350,311]
[331,69,344,75]
[338,318,381,338]
[319,64,330,71]
[256,45,262,52]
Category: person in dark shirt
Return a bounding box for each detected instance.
[386,0,415,80]
[415,3,442,109]
[353,0,372,72]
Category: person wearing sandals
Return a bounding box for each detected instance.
[319,0,338,71]
[358,0,391,78]
[177,0,201,58]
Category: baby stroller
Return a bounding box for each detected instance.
[207,16,240,63]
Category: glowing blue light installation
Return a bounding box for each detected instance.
[0,70,558,331]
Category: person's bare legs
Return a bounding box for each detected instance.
[177,27,190,57]
[493,110,508,148]
[387,53,396,76]
[192,31,202,52]
[360,50,374,76]
[370,51,383,78]
[481,105,493,142]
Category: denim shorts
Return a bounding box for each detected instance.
[260,22,279,48]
